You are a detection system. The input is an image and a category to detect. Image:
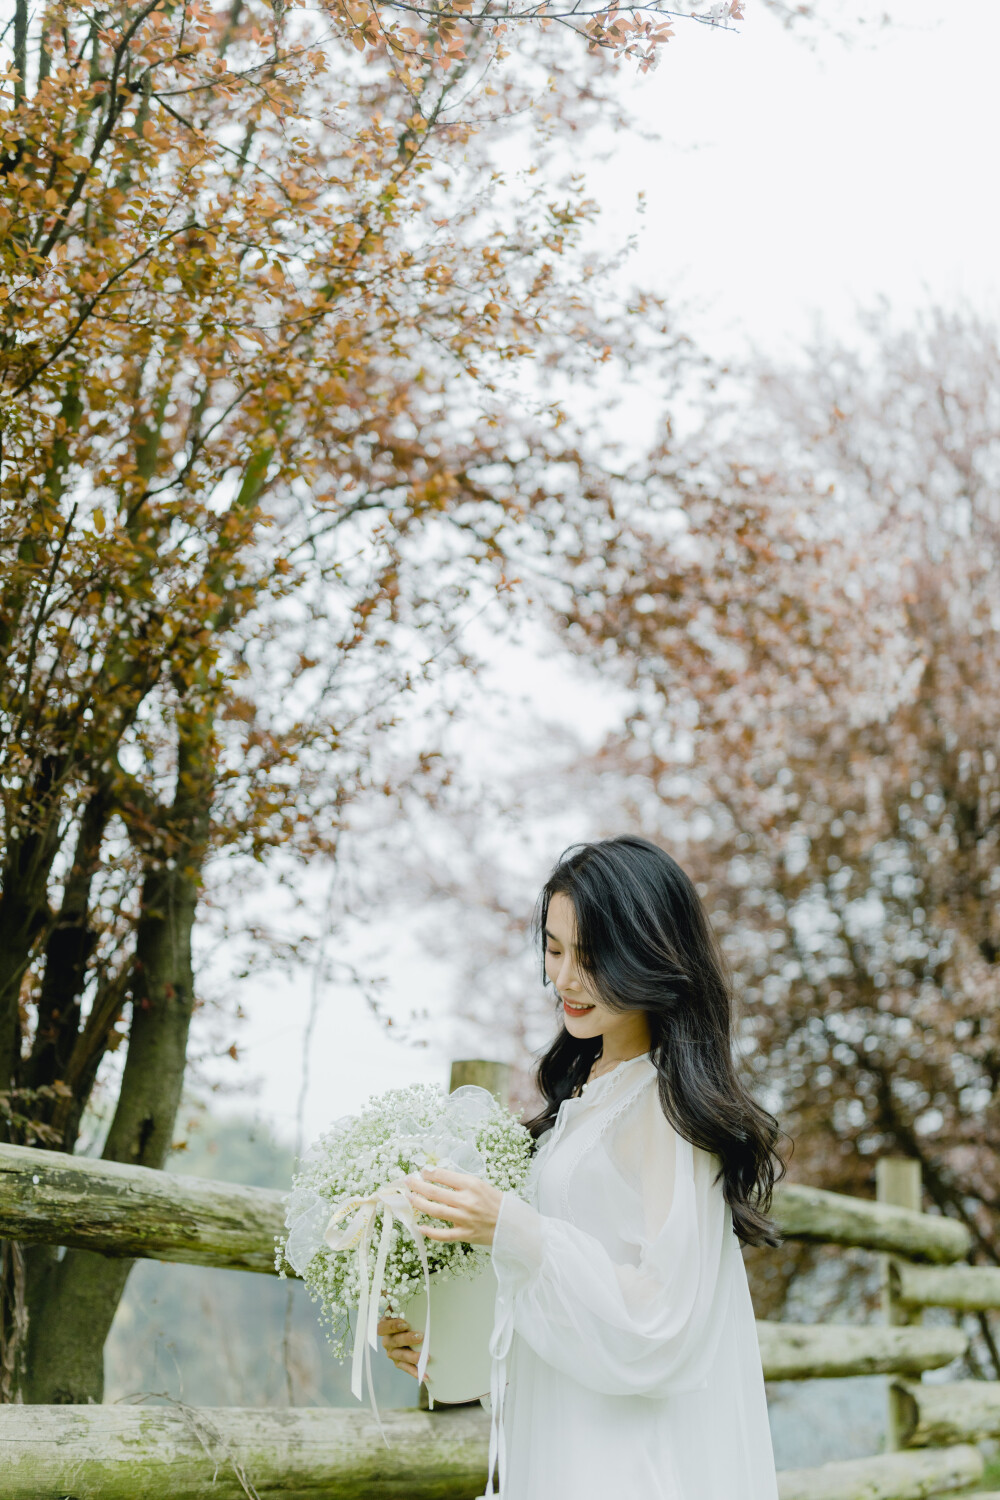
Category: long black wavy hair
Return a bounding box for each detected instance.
[525,836,785,1247]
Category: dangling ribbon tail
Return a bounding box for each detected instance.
[323,1184,433,1446]
[484,1289,515,1498]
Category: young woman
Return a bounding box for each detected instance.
[379,835,783,1500]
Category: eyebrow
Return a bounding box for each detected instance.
[544,928,574,948]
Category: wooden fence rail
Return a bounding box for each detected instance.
[769,1183,970,1265]
[892,1379,1000,1448]
[0,1405,487,1500]
[892,1262,1000,1313]
[0,1406,988,1500]
[756,1323,965,1382]
[0,1142,282,1273]
[0,1141,972,1274]
[775,1445,985,1500]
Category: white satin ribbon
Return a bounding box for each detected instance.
[323,1179,432,1441]
[483,1289,515,1497]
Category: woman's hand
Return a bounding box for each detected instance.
[377,1316,423,1379]
[406,1165,503,1247]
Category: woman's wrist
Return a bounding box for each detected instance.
[491,1191,544,1287]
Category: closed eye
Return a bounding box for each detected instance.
[544,927,569,956]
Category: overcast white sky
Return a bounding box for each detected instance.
[611,0,1000,357]
[202,0,1000,1153]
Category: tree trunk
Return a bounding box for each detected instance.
[21,717,214,1404]
[23,783,113,1149]
[0,756,64,1100]
[0,756,69,1395]
[21,851,203,1403]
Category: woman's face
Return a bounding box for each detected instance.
[544,891,649,1055]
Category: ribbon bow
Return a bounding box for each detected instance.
[323,1178,432,1441]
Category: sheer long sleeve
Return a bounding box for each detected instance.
[490,1084,735,1400]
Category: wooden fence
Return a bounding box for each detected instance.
[0,1059,998,1500]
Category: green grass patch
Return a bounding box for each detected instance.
[971,1454,1000,1491]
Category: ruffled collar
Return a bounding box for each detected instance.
[527,1055,655,1183]
[569,1051,656,1106]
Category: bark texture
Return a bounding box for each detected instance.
[21,851,203,1403]
[757,1322,966,1381]
[770,1182,971,1264]
[0,1142,285,1272]
[0,1404,491,1500]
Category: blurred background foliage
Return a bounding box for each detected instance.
[103,1109,417,1412]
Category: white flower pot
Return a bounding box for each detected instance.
[401,1260,497,1404]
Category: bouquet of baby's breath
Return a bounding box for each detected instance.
[276,1083,532,1358]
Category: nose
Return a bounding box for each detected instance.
[555,953,578,992]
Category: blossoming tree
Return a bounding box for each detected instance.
[534,306,1000,1350]
[0,0,669,1401]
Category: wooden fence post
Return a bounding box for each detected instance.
[878,1157,923,1452]
[448,1059,511,1108]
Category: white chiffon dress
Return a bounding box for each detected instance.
[486,1053,779,1500]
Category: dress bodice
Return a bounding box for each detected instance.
[526,1055,667,1263]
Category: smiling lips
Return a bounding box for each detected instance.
[563,997,595,1015]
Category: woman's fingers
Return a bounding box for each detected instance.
[377,1317,412,1336]
[378,1315,425,1376]
[409,1169,472,1203]
[405,1170,499,1249]
[389,1343,420,1365]
[419,1166,470,1189]
[381,1328,423,1351]
[375,1314,429,1378]
[382,1329,424,1377]
[385,1330,422,1349]
[407,1186,466,1223]
[407,1179,459,1208]
[388,1351,419,1376]
[404,1184,472,1239]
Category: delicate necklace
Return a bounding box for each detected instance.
[572,1051,643,1098]
[589,1054,629,1082]
[593,1040,652,1078]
